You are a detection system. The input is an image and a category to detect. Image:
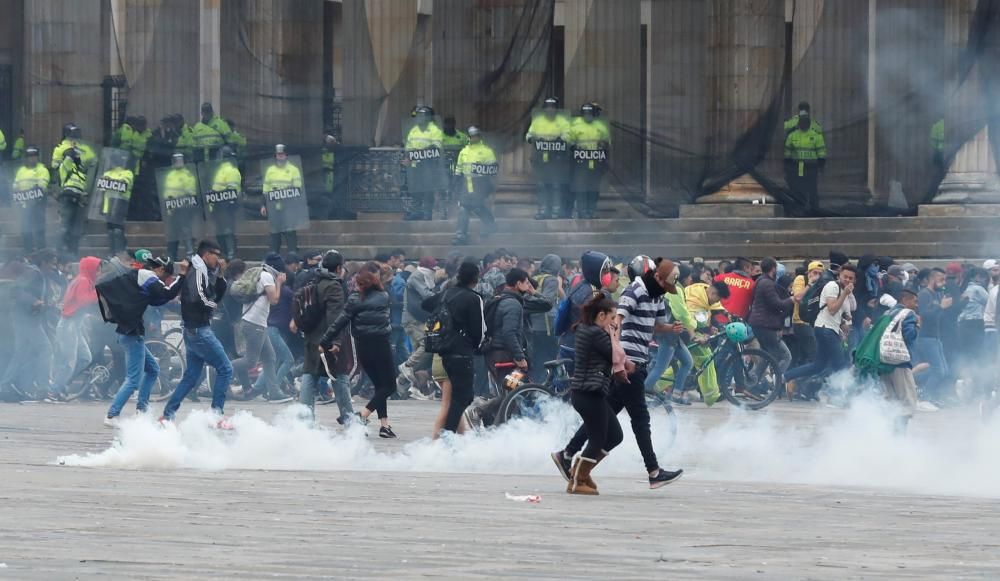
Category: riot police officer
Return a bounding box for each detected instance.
[526,97,571,220]
[452,127,498,245]
[566,103,611,219]
[402,106,445,221]
[261,144,305,253]
[11,146,51,253]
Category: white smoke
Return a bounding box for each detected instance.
[57,396,1000,498]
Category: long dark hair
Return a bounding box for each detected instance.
[579,294,617,327]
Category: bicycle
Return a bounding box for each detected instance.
[664,320,784,411]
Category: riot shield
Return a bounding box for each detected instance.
[88,147,134,226]
[156,162,205,254]
[568,116,611,193]
[526,108,572,184]
[260,154,308,233]
[198,159,243,238]
[402,116,449,194]
[5,159,52,236]
[454,133,501,199]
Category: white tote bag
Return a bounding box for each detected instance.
[879,308,912,365]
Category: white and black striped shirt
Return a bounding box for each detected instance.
[617,277,669,363]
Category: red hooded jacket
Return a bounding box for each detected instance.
[62,256,101,318]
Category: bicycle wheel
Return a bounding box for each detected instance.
[146,339,186,402]
[64,363,112,401]
[163,327,184,352]
[495,383,556,426]
[644,391,679,450]
[720,347,783,410]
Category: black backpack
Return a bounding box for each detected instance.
[800,271,836,325]
[424,288,463,354]
[292,279,325,334]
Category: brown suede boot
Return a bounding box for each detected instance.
[567,456,599,495]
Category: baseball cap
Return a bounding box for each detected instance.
[134,249,153,263]
[984,259,998,270]
[901,262,918,273]
[807,260,824,273]
[945,261,963,276]
[887,265,904,277]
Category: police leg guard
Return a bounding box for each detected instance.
[452,206,470,245]
[535,185,552,220]
[286,231,299,253]
[166,241,180,261]
[422,192,436,221]
[587,191,600,219]
[269,233,282,254]
[404,193,423,220]
[559,190,575,219]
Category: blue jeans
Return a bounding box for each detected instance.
[253,326,293,393]
[50,315,93,395]
[785,327,845,382]
[163,326,234,420]
[299,372,354,423]
[914,336,950,401]
[107,333,160,418]
[644,337,693,392]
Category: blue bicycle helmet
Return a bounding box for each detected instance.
[725,321,753,343]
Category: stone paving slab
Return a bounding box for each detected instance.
[0,400,998,580]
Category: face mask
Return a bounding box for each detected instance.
[901,272,909,285]
[601,272,613,289]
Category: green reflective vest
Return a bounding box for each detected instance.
[51,139,97,171]
[442,130,469,150]
[784,128,827,176]
[455,141,498,194]
[211,162,242,194]
[11,136,25,160]
[405,123,444,151]
[12,164,50,205]
[58,156,89,193]
[784,115,824,137]
[163,168,197,199]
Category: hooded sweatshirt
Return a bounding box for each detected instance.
[530,254,562,333]
[559,250,610,348]
[62,256,101,318]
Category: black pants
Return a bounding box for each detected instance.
[785,163,819,212]
[107,224,127,256]
[791,323,817,367]
[59,194,86,257]
[571,390,623,459]
[565,366,659,472]
[442,355,475,433]
[356,333,396,419]
[269,231,298,254]
[167,239,195,261]
[217,233,238,260]
[535,182,561,217]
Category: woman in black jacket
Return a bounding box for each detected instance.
[321,262,399,438]
[556,294,622,495]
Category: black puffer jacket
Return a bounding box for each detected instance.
[321,289,391,346]
[570,324,614,394]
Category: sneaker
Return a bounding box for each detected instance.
[398,363,417,387]
[379,426,398,439]
[551,451,573,482]
[354,411,370,426]
[916,400,940,412]
[103,416,120,429]
[408,385,431,401]
[649,468,684,489]
[215,417,234,431]
[267,393,294,404]
[463,405,482,431]
[44,392,66,404]
[157,416,172,427]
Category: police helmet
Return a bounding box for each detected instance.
[627,255,655,282]
[580,103,595,115]
[171,152,185,163]
[542,97,559,109]
[467,126,481,138]
[219,145,236,159]
[25,146,40,157]
[414,105,434,117]
[66,123,81,139]
[589,102,603,115]
[275,144,287,155]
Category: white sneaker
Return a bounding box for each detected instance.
[103,416,120,429]
[916,401,939,412]
[408,385,430,401]
[397,363,417,387]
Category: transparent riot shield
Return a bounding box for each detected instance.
[568,116,611,194]
[198,159,243,239]
[259,154,308,233]
[402,115,449,194]
[88,148,134,226]
[527,108,572,185]
[454,132,501,199]
[156,162,205,256]
[5,159,52,237]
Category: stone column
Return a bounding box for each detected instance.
[933,0,1000,204]
[697,0,784,205]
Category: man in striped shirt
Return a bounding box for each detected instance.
[554,259,684,489]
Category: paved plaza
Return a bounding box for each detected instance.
[1,398,999,580]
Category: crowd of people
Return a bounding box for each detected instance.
[1,240,997,494]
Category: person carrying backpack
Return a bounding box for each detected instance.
[98,255,186,427]
[229,254,289,402]
[529,254,564,380]
[296,250,355,425]
[422,260,486,437]
[398,257,439,398]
